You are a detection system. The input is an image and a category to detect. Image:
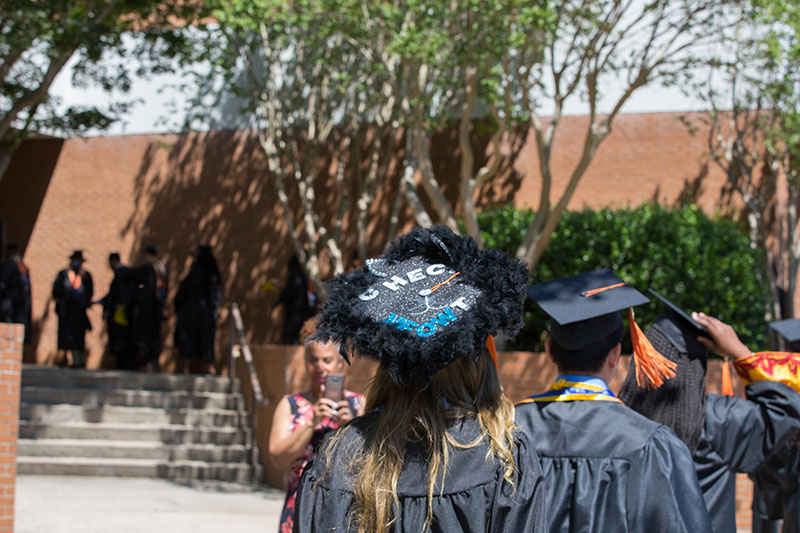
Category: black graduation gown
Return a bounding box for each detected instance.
[293,414,547,532]
[52,268,93,350]
[129,264,162,366]
[276,269,314,344]
[515,399,711,533]
[0,258,32,342]
[101,265,134,365]
[694,381,800,532]
[750,439,800,533]
[174,266,217,363]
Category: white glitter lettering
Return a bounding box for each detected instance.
[426,264,446,276]
[452,297,471,310]
[382,275,409,291]
[358,288,380,301]
[407,268,425,283]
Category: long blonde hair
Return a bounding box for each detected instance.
[320,349,517,532]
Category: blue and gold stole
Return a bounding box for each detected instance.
[517,375,623,405]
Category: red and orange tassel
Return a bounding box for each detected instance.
[628,308,678,389]
[721,359,734,396]
[486,335,499,371]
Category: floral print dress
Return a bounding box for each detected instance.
[278,390,362,533]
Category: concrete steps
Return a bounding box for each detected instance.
[17,365,262,483]
[21,367,241,394]
[20,403,247,426]
[21,387,244,410]
[17,457,257,483]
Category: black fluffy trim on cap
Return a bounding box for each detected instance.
[315,226,529,385]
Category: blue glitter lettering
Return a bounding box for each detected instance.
[417,323,436,337]
[384,314,419,332]
[428,311,454,327]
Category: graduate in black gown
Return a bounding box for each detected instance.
[618,292,800,533]
[100,253,135,369]
[0,244,32,343]
[174,245,221,374]
[129,245,168,371]
[747,318,800,533]
[519,269,712,533]
[52,250,93,368]
[293,226,546,533]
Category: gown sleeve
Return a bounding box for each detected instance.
[292,455,355,533]
[487,430,547,532]
[627,425,713,532]
[705,381,800,474]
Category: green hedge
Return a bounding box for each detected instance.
[476,204,770,352]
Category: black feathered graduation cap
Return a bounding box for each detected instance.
[314,226,529,385]
[769,318,800,344]
[528,269,677,389]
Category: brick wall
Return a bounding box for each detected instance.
[0,324,22,532]
[250,345,753,526]
[0,113,739,370]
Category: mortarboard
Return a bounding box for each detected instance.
[69,250,86,263]
[642,289,733,395]
[527,268,676,388]
[648,289,707,335]
[769,318,800,344]
[314,226,529,385]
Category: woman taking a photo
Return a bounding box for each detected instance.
[269,318,364,533]
[293,226,546,532]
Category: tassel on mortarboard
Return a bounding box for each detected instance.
[721,358,734,396]
[486,335,499,371]
[628,308,678,389]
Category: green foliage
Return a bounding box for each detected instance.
[476,204,770,352]
[0,0,209,145]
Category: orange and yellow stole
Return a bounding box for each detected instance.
[734,352,800,393]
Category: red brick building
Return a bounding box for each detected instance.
[0,111,735,369]
[0,111,771,527]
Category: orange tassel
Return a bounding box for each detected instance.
[721,359,734,396]
[486,335,499,371]
[628,308,677,389]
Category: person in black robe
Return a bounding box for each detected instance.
[274,256,315,344]
[129,245,168,372]
[293,226,546,532]
[618,292,800,533]
[746,318,800,533]
[0,244,32,343]
[52,250,93,368]
[174,245,221,374]
[520,269,712,532]
[751,435,800,533]
[99,253,135,369]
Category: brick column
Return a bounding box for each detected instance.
[0,324,22,532]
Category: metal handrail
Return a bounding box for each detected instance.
[228,303,270,473]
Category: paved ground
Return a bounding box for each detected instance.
[15,475,285,532]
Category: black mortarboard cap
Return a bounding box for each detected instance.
[527,268,649,350]
[69,250,86,262]
[769,318,800,343]
[648,289,707,334]
[528,268,677,388]
[314,226,529,385]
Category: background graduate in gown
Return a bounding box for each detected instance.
[519,269,711,533]
[618,292,800,533]
[746,318,800,533]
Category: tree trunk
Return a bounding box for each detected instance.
[0,145,15,184]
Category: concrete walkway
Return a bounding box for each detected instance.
[15,475,285,532]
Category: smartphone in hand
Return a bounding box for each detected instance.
[324,374,345,403]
